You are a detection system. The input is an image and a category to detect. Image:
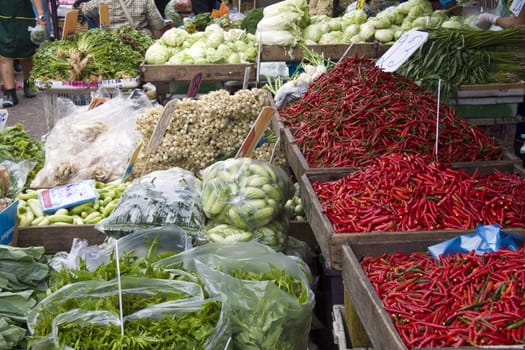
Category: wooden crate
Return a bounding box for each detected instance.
[16,225,104,254]
[15,221,317,254]
[259,43,384,62]
[341,230,525,350]
[283,126,524,179]
[140,63,256,82]
[298,165,525,271]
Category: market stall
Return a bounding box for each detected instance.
[1,0,525,348]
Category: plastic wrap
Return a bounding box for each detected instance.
[200,158,293,251]
[27,278,231,350]
[155,241,315,350]
[96,167,205,238]
[31,91,153,187]
[49,224,197,272]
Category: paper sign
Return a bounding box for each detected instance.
[121,140,143,183]
[39,180,98,214]
[0,110,8,132]
[510,0,524,15]
[235,107,276,158]
[187,73,202,98]
[144,99,178,156]
[376,30,429,73]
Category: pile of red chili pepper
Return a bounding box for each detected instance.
[278,56,502,168]
[312,153,525,232]
[361,247,525,348]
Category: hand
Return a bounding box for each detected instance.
[475,13,499,29]
[73,0,90,8]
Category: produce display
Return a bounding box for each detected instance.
[155,242,315,350]
[30,27,153,83]
[133,88,269,176]
[279,56,502,168]
[255,0,310,46]
[398,27,525,97]
[144,25,257,64]
[312,153,525,233]
[200,158,293,250]
[0,245,49,350]
[362,247,525,348]
[31,93,153,187]
[16,181,128,226]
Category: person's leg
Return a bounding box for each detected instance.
[20,57,36,98]
[0,56,18,107]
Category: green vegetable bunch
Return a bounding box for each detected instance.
[398,27,525,98]
[240,8,264,34]
[30,27,154,83]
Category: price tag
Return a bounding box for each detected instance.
[0,110,8,132]
[144,99,178,156]
[510,0,524,15]
[376,30,429,73]
[235,107,276,158]
[243,66,251,90]
[187,73,202,98]
[121,140,143,183]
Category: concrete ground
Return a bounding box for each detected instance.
[4,72,48,140]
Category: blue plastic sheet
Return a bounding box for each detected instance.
[428,224,525,260]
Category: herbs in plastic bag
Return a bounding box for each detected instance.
[96,167,205,238]
[155,241,315,350]
[27,277,231,350]
[28,24,46,44]
[200,158,293,251]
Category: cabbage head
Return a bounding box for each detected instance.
[318,31,344,44]
[374,28,394,43]
[160,27,189,47]
[359,22,376,41]
[303,24,323,43]
[227,52,241,64]
[145,43,171,64]
[206,31,224,49]
[344,23,360,37]
[343,9,367,24]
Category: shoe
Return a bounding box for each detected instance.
[14,60,22,73]
[2,89,18,107]
[23,80,36,98]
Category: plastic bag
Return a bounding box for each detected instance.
[31,91,153,187]
[49,224,196,272]
[200,158,293,251]
[96,167,206,238]
[428,224,525,259]
[155,242,315,350]
[0,159,36,198]
[27,277,231,350]
[28,24,46,44]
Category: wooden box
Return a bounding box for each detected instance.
[259,43,384,62]
[140,63,256,83]
[341,230,525,350]
[298,164,525,271]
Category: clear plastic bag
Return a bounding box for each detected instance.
[27,277,231,350]
[31,91,153,187]
[155,241,315,350]
[28,24,46,44]
[0,159,36,198]
[96,167,206,238]
[49,224,197,272]
[200,158,293,251]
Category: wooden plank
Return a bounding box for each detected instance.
[457,80,525,93]
[140,63,256,82]
[16,225,105,254]
[260,43,380,62]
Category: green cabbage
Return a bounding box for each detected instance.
[319,31,344,44]
[303,24,323,43]
[145,43,171,64]
[359,22,376,41]
[160,28,190,47]
[374,28,394,43]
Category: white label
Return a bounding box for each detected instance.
[0,110,8,132]
[510,0,524,16]
[38,180,98,214]
[376,30,429,73]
